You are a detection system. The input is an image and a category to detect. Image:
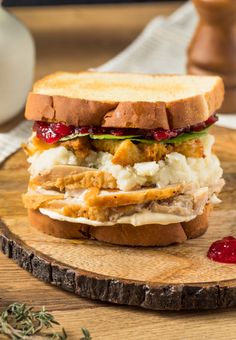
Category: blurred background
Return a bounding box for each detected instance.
[3,0,183,5]
[1,0,184,126]
[2,1,182,79]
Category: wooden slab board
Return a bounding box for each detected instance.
[1,126,236,311]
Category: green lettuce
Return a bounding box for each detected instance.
[59,128,208,144]
[89,134,142,140]
[60,133,89,141]
[163,129,208,144]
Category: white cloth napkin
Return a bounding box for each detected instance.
[99,2,197,74]
[0,1,235,164]
[0,120,32,164]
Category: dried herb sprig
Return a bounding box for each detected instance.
[80,328,92,340]
[0,303,67,339]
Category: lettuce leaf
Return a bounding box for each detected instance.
[89,134,142,140]
[60,133,143,142]
[163,129,208,144]
[59,128,208,144]
[60,133,89,141]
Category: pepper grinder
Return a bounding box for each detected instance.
[187,0,236,113]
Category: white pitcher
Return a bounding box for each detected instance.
[0,2,35,125]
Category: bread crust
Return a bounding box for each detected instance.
[28,204,210,246]
[25,73,224,129]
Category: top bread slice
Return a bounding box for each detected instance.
[25,71,224,129]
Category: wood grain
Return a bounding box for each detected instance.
[1,126,236,312]
[3,3,236,339]
[9,3,181,80]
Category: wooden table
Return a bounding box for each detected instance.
[1,2,236,339]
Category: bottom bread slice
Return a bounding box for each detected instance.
[28,204,211,246]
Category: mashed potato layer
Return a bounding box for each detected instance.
[28,134,223,191]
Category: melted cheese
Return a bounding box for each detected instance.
[39,208,196,227]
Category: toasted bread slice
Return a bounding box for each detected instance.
[28,204,211,246]
[25,72,224,129]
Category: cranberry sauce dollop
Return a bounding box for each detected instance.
[33,114,218,144]
[207,237,236,264]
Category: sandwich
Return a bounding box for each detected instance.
[22,72,225,246]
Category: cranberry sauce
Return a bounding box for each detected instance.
[207,236,236,264]
[33,121,74,144]
[33,114,218,144]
